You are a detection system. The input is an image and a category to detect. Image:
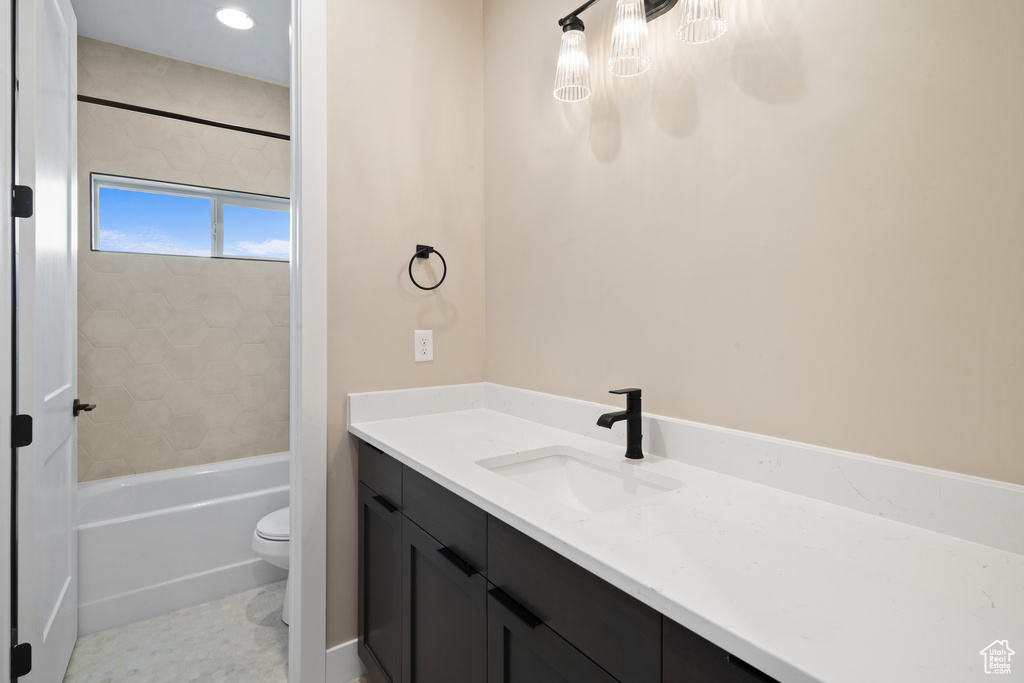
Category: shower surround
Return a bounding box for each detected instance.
[75,37,291,481]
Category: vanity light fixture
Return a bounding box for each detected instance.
[553,18,592,102]
[216,7,255,30]
[677,0,728,44]
[553,0,728,101]
[608,0,651,77]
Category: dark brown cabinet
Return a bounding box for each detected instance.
[358,482,403,683]
[663,618,780,683]
[402,517,487,683]
[486,588,619,683]
[360,441,488,683]
[402,466,487,576]
[357,439,780,683]
[488,517,660,683]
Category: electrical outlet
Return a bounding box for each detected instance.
[414,330,433,362]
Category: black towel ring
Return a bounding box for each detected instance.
[408,245,447,291]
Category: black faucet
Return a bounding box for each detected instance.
[597,388,643,459]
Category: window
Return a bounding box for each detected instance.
[91,174,290,261]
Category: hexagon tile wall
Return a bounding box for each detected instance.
[76,37,291,482]
[78,254,290,481]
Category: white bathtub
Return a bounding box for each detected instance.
[77,452,290,635]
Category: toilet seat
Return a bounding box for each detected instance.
[253,507,290,570]
[256,507,290,541]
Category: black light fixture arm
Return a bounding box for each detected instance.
[557,0,678,29]
[558,0,602,29]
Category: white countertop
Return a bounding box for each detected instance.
[349,387,1024,683]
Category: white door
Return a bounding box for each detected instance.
[15,0,79,680]
[1,0,16,680]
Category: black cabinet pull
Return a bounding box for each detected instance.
[489,587,542,629]
[726,654,779,683]
[372,494,399,514]
[437,547,477,577]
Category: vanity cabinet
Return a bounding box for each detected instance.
[488,517,661,683]
[402,516,487,683]
[663,617,778,683]
[486,587,618,683]
[357,439,779,683]
[402,465,487,575]
[358,481,403,683]
[401,465,488,683]
[359,440,489,683]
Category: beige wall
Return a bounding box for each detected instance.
[76,38,291,481]
[483,0,1024,486]
[324,0,486,646]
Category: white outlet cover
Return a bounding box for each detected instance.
[414,330,433,362]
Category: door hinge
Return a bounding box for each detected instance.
[11,642,31,678]
[11,185,33,219]
[11,414,32,448]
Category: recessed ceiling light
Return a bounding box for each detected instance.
[216,8,255,30]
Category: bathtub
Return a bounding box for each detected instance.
[77,452,290,635]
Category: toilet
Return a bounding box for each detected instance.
[253,507,291,624]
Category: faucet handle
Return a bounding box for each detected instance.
[609,388,641,398]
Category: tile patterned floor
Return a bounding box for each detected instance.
[64,582,290,683]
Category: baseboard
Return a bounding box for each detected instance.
[326,639,365,682]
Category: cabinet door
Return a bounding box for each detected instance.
[487,588,620,683]
[663,618,779,683]
[359,482,404,683]
[402,518,487,683]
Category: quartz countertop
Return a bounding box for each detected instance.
[349,399,1024,683]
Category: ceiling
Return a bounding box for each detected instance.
[70,0,290,85]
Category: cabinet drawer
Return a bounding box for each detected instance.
[487,517,661,683]
[487,588,619,683]
[359,440,403,509]
[663,618,779,683]
[403,466,487,575]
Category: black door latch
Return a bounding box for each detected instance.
[73,399,97,417]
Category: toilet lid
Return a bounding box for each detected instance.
[256,507,290,541]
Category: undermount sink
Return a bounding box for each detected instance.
[477,446,683,513]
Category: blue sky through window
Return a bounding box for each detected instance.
[98,187,212,256]
[223,204,290,259]
[96,183,290,260]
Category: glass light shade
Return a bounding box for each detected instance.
[608,0,651,77]
[553,30,592,102]
[677,0,728,44]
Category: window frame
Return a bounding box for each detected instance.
[90,172,290,261]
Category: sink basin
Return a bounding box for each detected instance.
[477,446,683,513]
